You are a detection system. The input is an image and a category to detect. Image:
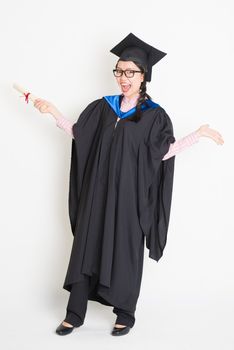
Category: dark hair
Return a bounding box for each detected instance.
[116,59,152,122]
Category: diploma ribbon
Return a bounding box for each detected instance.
[20,92,31,104]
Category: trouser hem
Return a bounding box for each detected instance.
[113,308,136,328]
[64,311,84,327]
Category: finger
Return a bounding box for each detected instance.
[210,128,221,136]
[214,131,223,140]
[34,101,44,107]
[34,98,43,105]
[35,99,47,106]
[216,136,224,145]
[40,106,48,112]
[37,102,47,109]
[39,103,47,109]
[219,137,224,144]
[209,128,222,138]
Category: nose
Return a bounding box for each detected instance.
[119,76,129,83]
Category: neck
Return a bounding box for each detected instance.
[120,93,141,112]
[122,93,140,103]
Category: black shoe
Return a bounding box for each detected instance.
[111,325,131,336]
[55,322,78,336]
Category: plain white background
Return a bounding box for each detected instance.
[0,0,233,349]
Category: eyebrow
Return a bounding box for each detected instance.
[116,67,135,70]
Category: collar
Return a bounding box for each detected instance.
[103,94,159,119]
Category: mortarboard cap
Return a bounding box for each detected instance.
[110,32,167,82]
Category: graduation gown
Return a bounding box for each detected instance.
[63,95,176,313]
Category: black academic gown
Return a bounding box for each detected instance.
[63,95,176,313]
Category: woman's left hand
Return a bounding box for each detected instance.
[196,124,224,145]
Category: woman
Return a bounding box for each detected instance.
[34,33,224,337]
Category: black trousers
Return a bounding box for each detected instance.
[63,274,135,328]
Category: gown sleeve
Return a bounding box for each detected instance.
[148,108,176,160]
[138,107,176,261]
[68,99,103,235]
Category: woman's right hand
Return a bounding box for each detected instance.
[34,98,62,119]
[196,124,224,145]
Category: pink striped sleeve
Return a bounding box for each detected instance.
[162,131,200,161]
[56,115,75,139]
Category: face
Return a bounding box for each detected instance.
[115,60,144,99]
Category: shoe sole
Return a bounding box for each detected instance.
[111,326,131,336]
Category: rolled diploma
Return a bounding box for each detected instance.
[13,83,37,103]
[13,83,48,112]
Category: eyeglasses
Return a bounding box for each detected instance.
[113,68,142,78]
